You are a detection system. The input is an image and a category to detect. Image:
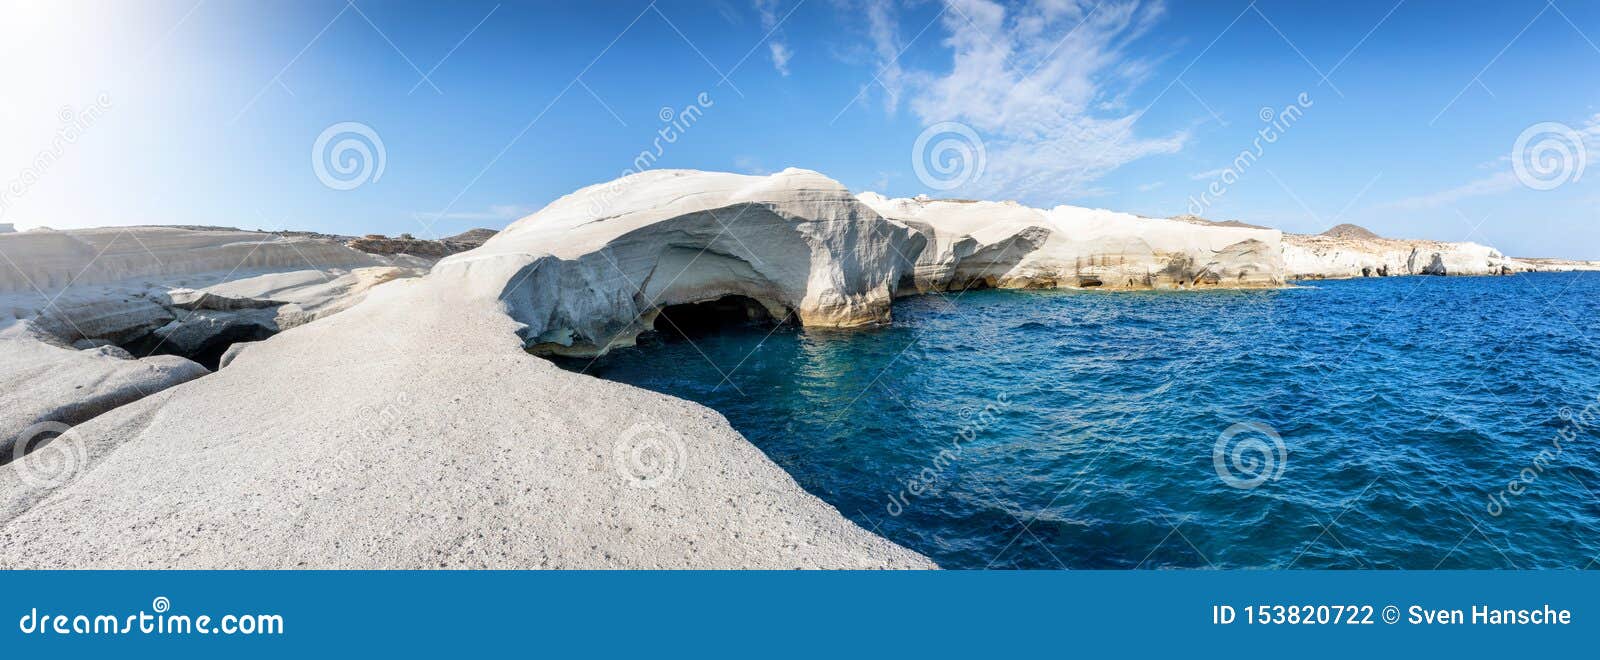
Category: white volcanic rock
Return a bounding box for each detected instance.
[1281,226,1521,279]
[436,169,925,356]
[0,227,431,458]
[181,265,424,331]
[0,226,413,292]
[0,226,428,350]
[1508,257,1600,273]
[0,273,935,569]
[0,321,208,462]
[858,193,1285,291]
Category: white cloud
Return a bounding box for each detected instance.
[1136,181,1164,191]
[1382,113,1600,210]
[1382,171,1521,210]
[864,0,904,113]
[757,0,794,76]
[769,41,793,76]
[872,0,1186,202]
[867,170,894,192]
[1189,168,1229,181]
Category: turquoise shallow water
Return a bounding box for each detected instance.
[560,273,1600,569]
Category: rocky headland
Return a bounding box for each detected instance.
[0,168,1589,568]
[1282,223,1525,279]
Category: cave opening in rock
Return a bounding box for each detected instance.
[652,295,789,340]
[117,324,278,371]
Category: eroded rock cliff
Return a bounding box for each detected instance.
[436,169,927,357]
[1282,224,1523,279]
[859,193,1285,292]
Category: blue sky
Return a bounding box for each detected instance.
[2,0,1598,257]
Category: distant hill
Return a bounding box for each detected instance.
[1320,223,1382,240]
[345,228,497,259]
[445,228,499,244]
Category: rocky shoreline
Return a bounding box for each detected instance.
[0,168,1591,568]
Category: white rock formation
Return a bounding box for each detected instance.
[0,226,431,457]
[858,193,1285,291]
[0,226,416,292]
[1281,224,1522,279]
[1506,257,1600,273]
[436,169,926,357]
[0,321,208,462]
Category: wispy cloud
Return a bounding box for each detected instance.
[1189,168,1229,181]
[1382,171,1521,210]
[867,0,1185,202]
[1383,113,1599,210]
[864,0,905,113]
[866,170,895,192]
[757,0,794,76]
[1136,181,1164,191]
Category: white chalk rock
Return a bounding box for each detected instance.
[0,227,431,459]
[0,322,208,461]
[1282,225,1520,279]
[0,226,403,292]
[436,169,925,356]
[858,193,1285,291]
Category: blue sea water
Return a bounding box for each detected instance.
[560,273,1600,569]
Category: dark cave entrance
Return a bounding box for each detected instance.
[117,323,278,371]
[652,295,790,340]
